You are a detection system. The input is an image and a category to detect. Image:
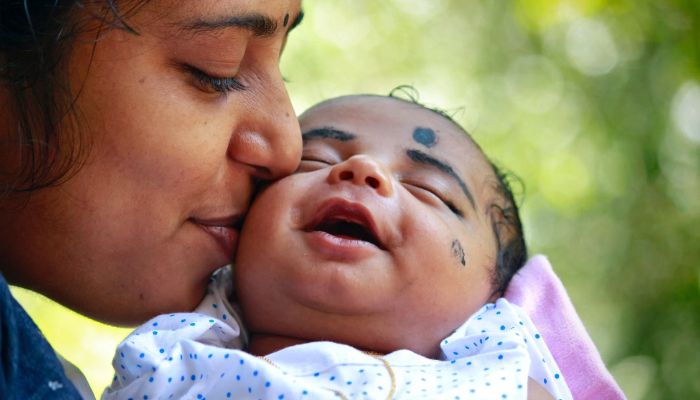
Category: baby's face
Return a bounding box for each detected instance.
[235,95,501,357]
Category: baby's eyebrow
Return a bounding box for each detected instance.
[302,127,356,143]
[406,149,476,210]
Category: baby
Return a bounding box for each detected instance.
[103,94,572,400]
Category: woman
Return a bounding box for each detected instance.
[0,0,303,397]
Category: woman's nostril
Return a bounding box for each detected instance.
[339,170,353,180]
[365,176,379,189]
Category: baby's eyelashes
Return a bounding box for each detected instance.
[402,182,465,218]
[296,158,334,173]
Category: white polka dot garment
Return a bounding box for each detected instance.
[102,268,572,400]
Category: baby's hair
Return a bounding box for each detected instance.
[387,85,528,296]
[388,85,463,126]
[486,162,527,296]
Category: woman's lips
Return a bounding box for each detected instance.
[191,216,242,260]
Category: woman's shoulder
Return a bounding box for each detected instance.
[0,273,83,399]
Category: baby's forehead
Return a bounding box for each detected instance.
[299,95,485,159]
[300,95,475,148]
[300,95,497,206]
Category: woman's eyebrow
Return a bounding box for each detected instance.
[302,128,356,143]
[406,149,476,210]
[177,13,283,37]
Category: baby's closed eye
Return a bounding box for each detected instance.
[296,157,334,173]
[401,181,464,217]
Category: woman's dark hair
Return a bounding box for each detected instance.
[0,0,146,196]
[388,85,528,296]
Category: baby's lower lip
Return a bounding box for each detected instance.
[304,230,379,260]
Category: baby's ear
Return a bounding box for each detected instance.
[484,161,524,247]
[487,200,518,246]
[485,197,523,297]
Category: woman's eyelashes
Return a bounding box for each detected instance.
[182,64,247,94]
[402,182,464,218]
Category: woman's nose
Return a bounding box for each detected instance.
[327,155,394,197]
[227,68,302,180]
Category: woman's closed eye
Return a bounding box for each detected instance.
[402,182,464,218]
[182,64,247,94]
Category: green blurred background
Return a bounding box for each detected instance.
[11,0,700,398]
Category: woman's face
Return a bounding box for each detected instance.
[0,0,303,324]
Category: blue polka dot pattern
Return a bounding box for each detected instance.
[102,267,572,400]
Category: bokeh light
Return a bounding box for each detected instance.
[12,1,699,398]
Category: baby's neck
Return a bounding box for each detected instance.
[246,333,442,358]
[247,334,309,356]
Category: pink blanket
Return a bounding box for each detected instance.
[505,255,625,400]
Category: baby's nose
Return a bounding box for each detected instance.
[327,155,393,197]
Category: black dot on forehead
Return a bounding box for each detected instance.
[412,127,437,148]
[283,13,290,27]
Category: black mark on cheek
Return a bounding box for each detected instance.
[413,127,437,148]
[451,239,466,267]
[283,13,290,27]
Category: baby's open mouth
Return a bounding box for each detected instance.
[315,218,380,246]
[305,203,385,249]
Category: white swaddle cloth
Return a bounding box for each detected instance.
[103,268,572,400]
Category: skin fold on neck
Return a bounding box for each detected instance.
[247,334,309,356]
